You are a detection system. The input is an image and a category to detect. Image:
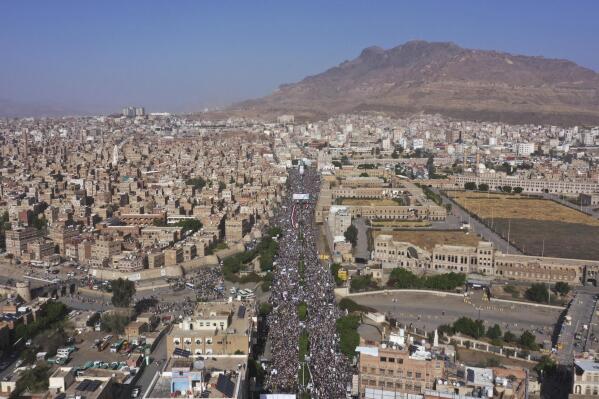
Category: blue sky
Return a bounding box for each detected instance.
[1,1,598,114]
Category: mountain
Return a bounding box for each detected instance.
[0,98,84,118]
[233,41,599,125]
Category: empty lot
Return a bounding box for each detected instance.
[448,191,599,260]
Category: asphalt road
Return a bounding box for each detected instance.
[542,193,599,219]
[353,217,370,260]
[138,325,169,398]
[556,289,598,364]
[351,291,560,342]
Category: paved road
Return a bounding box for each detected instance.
[138,325,169,397]
[0,353,21,381]
[556,289,599,364]
[542,193,599,219]
[353,217,370,261]
[352,291,560,342]
[434,189,522,255]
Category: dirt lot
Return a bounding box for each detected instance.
[371,229,480,251]
[456,347,537,369]
[448,191,599,226]
[448,191,599,260]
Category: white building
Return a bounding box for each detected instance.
[514,142,535,156]
[327,205,352,238]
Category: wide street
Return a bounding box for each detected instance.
[556,288,599,364]
[351,291,561,342]
[138,325,169,398]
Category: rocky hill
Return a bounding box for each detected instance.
[233,40,599,125]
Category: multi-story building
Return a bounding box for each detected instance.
[373,234,599,285]
[90,236,122,268]
[572,360,599,397]
[327,205,352,238]
[514,142,535,156]
[164,247,184,266]
[48,224,79,256]
[26,239,56,261]
[358,345,445,397]
[452,172,599,195]
[166,301,253,358]
[225,217,244,243]
[580,193,599,206]
[5,227,41,257]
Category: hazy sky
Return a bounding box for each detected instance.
[1,1,598,115]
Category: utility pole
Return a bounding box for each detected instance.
[506,220,511,255]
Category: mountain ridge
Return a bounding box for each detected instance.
[232,40,599,125]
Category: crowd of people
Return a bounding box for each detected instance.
[265,167,304,392]
[169,267,225,301]
[300,168,351,398]
[135,294,199,317]
[265,166,351,398]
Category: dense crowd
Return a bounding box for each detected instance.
[179,267,225,301]
[265,166,351,398]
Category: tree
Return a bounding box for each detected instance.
[445,203,452,212]
[359,172,369,177]
[336,315,360,357]
[513,186,523,194]
[350,275,376,292]
[338,298,374,313]
[344,224,358,246]
[502,185,512,193]
[519,330,538,350]
[388,268,422,289]
[525,283,549,303]
[554,282,571,296]
[426,156,435,176]
[452,317,485,339]
[464,182,477,190]
[101,313,130,334]
[111,278,136,307]
[486,324,502,340]
[535,355,556,376]
[12,363,50,397]
[503,331,517,343]
[478,183,489,192]
[331,263,343,286]
[186,177,206,191]
[258,303,273,317]
[176,219,203,234]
